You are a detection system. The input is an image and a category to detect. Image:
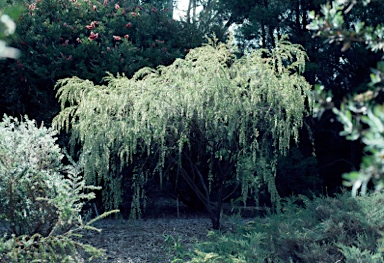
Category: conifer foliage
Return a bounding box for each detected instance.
[53,36,312,229]
[181,192,384,262]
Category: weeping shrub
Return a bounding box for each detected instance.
[53,36,312,229]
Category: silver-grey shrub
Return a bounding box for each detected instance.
[0,115,110,262]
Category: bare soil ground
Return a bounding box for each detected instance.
[81,216,213,263]
[79,198,256,263]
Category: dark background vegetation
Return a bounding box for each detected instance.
[1,0,383,216]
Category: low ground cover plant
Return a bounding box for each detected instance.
[176,192,384,262]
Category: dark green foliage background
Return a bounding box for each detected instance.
[0,0,217,123]
[212,0,384,195]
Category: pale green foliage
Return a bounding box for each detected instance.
[53,36,312,216]
[0,115,64,236]
[338,243,384,263]
[0,115,114,262]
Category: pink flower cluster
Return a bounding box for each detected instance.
[29,3,36,10]
[113,35,129,41]
[85,21,97,30]
[88,31,98,40]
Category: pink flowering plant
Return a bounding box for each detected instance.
[0,0,204,122]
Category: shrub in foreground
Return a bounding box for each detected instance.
[0,115,117,262]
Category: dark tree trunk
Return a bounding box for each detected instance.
[169,155,224,230]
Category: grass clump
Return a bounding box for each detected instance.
[179,192,384,262]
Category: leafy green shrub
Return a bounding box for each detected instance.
[0,115,115,262]
[181,192,384,262]
[0,0,209,122]
[307,0,384,196]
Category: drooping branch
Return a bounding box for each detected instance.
[53,37,312,228]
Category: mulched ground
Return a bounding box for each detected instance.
[80,217,214,263]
